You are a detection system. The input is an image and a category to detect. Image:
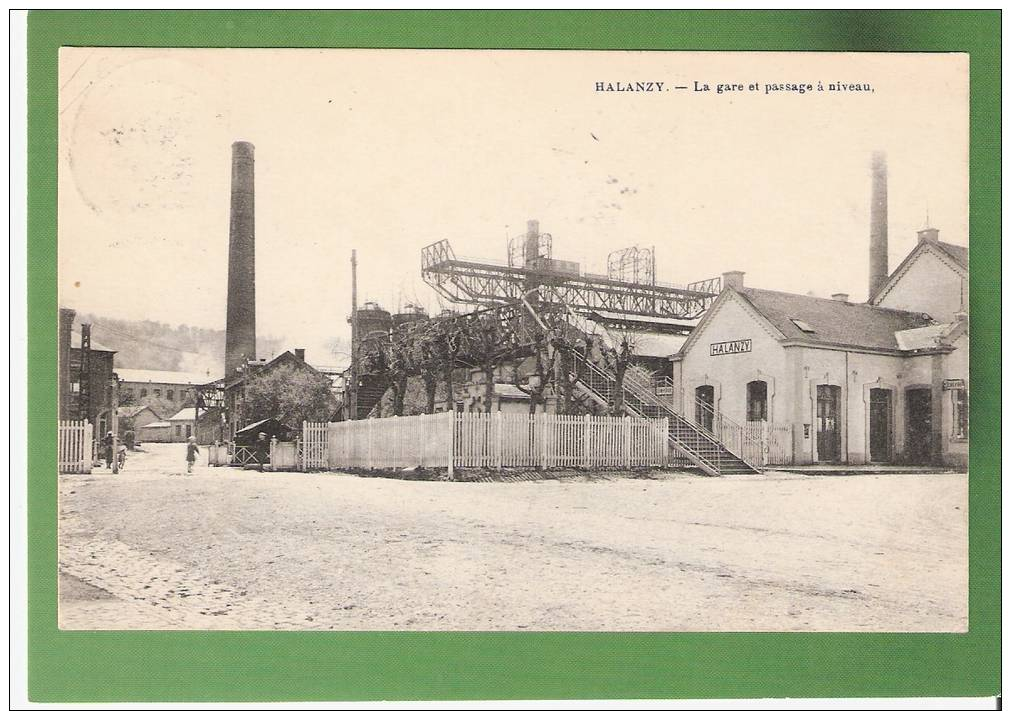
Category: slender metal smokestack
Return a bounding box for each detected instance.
[225,141,256,376]
[869,150,888,300]
[524,219,540,265]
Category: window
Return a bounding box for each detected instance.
[174,425,181,436]
[153,388,161,397]
[166,389,175,401]
[790,318,816,334]
[185,425,192,438]
[746,380,768,421]
[140,388,147,398]
[951,388,968,440]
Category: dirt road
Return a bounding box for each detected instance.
[59,443,967,631]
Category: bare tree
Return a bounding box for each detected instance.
[603,333,637,416]
[509,328,553,414]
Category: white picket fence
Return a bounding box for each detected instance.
[302,411,670,475]
[58,420,93,474]
[303,412,453,472]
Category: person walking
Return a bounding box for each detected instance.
[185,436,200,475]
[255,432,269,472]
[102,431,114,469]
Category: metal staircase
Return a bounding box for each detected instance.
[335,372,390,420]
[523,294,762,476]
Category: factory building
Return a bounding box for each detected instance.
[117,368,209,416]
[670,154,967,468]
[58,307,118,435]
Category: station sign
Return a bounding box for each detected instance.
[942,378,966,390]
[655,385,674,396]
[709,339,752,356]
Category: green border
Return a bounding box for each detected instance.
[28,10,1000,701]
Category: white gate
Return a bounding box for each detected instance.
[301,422,329,470]
[58,420,93,474]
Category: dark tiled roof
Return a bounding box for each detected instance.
[739,288,934,351]
[935,241,968,269]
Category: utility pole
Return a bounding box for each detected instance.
[349,249,359,421]
[110,376,120,474]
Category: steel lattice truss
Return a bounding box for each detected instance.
[194,380,225,409]
[422,239,720,319]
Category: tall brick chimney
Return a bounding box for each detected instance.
[868,150,889,300]
[225,141,256,376]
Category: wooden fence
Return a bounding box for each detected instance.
[743,421,794,466]
[302,412,670,475]
[58,420,93,474]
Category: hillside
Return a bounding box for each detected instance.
[75,313,284,379]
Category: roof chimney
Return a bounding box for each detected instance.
[524,219,540,265]
[869,151,888,299]
[225,141,257,376]
[294,348,305,361]
[917,226,939,243]
[831,292,849,302]
[722,270,745,290]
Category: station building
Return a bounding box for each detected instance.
[669,226,968,468]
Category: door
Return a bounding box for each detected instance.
[868,388,892,462]
[695,385,715,432]
[816,384,841,462]
[905,388,933,464]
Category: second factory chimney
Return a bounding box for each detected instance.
[868,150,889,300]
[225,140,256,376]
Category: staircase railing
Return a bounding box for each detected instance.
[649,375,763,472]
[562,349,731,475]
[691,396,764,471]
[521,291,762,475]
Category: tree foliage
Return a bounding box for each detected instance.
[243,363,337,429]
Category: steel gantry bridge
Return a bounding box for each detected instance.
[421,234,722,320]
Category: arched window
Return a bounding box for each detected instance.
[746,380,768,421]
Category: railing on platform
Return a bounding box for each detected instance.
[692,397,764,472]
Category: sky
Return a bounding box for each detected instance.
[58,49,969,368]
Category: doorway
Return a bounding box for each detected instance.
[816,384,842,462]
[695,385,715,432]
[905,388,933,464]
[868,388,892,463]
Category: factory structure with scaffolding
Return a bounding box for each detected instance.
[338,152,968,471]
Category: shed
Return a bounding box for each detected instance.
[233,417,293,445]
[138,421,173,443]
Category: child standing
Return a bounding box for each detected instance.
[185,436,200,474]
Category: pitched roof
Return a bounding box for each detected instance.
[871,238,968,304]
[935,240,968,269]
[608,329,688,358]
[494,383,530,400]
[117,369,212,386]
[118,405,157,418]
[224,350,324,388]
[738,287,934,351]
